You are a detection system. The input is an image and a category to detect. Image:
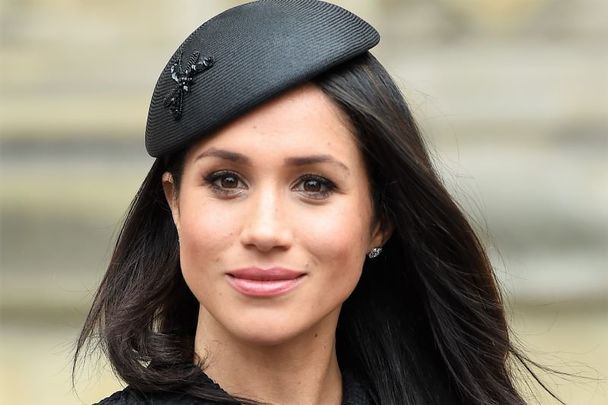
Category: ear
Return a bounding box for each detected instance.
[162,172,181,233]
[369,219,394,251]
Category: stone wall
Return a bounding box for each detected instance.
[1,0,606,314]
[1,1,606,404]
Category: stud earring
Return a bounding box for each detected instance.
[367,247,382,259]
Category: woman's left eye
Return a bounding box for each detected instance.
[293,175,336,199]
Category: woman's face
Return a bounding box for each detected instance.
[163,83,387,346]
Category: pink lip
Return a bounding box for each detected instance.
[226,267,306,297]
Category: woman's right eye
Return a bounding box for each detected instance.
[203,170,247,196]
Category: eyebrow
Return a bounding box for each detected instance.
[195,148,248,163]
[284,155,350,175]
[195,147,350,174]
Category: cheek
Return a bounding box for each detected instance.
[301,207,369,317]
[177,196,239,274]
[302,196,371,278]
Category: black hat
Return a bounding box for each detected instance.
[145,0,380,158]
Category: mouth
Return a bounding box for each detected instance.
[226,267,306,297]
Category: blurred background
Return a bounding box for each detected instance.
[0,0,606,403]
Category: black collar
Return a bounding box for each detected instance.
[198,369,373,405]
[98,368,373,404]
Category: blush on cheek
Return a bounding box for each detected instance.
[310,228,366,281]
[179,201,239,251]
[309,206,370,258]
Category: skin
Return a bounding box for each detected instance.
[163,83,390,405]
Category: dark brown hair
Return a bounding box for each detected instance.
[74,52,561,404]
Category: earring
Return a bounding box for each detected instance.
[367,247,382,259]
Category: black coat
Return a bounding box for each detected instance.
[95,369,373,405]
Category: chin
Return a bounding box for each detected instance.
[223,311,312,347]
[216,302,344,349]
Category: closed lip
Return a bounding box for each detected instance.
[226,267,307,297]
[226,267,306,280]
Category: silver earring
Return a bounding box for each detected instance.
[367,247,382,259]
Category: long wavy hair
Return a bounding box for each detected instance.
[74,52,560,404]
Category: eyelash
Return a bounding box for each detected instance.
[295,174,337,199]
[204,170,244,196]
[203,170,337,200]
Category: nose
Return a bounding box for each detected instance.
[239,187,293,253]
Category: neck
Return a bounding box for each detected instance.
[193,305,343,405]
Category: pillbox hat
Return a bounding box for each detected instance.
[145,0,380,157]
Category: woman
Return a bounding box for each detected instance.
[75,1,556,404]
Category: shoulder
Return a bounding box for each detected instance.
[94,387,216,405]
[94,388,136,405]
[94,368,235,404]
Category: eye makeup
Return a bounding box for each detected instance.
[202,170,338,200]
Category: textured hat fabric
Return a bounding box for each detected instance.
[145,0,380,158]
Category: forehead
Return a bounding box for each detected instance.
[185,83,359,163]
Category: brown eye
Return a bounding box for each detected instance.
[220,175,239,188]
[294,175,336,200]
[303,178,322,192]
[204,170,246,197]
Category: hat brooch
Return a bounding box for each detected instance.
[163,50,214,120]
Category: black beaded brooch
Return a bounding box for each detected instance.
[163,50,214,120]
